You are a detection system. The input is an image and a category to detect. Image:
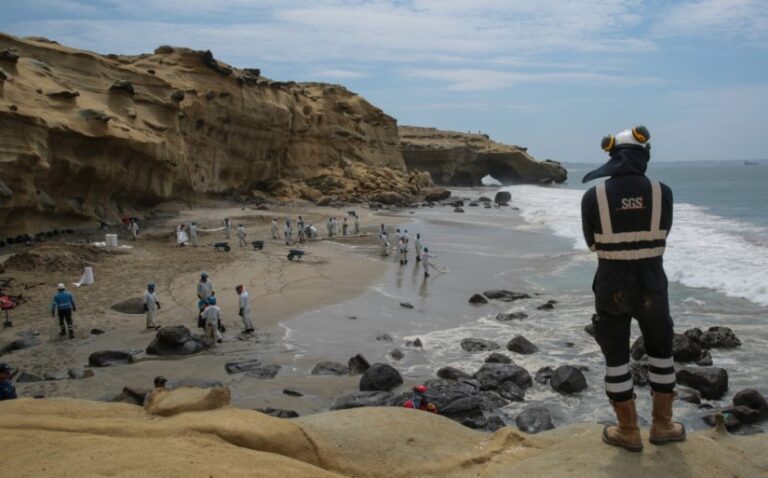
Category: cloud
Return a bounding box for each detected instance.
[653,0,768,42]
[403,67,662,91]
[307,68,367,80]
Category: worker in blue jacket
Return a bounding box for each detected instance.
[51,283,76,339]
[0,363,17,400]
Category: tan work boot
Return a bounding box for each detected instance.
[649,391,686,445]
[603,398,643,452]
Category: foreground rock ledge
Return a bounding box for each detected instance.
[2,394,764,478]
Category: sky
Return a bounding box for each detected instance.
[2,0,767,163]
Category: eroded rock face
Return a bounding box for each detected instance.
[400,126,567,187]
[0,33,430,234]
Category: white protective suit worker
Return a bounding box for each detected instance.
[130,220,139,241]
[415,233,423,262]
[189,222,199,246]
[271,219,279,240]
[398,238,408,265]
[354,215,360,235]
[237,224,247,247]
[421,247,435,278]
[201,297,223,347]
[224,218,231,240]
[236,285,254,333]
[284,220,293,245]
[143,283,161,328]
[381,231,390,256]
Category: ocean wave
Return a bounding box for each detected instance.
[503,185,768,306]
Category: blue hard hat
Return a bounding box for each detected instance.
[207,297,217,305]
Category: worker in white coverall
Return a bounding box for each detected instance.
[201,297,223,347]
[236,285,254,333]
[271,219,279,240]
[398,237,408,265]
[189,222,199,246]
[380,230,390,256]
[224,218,231,240]
[415,233,423,262]
[130,219,139,241]
[354,215,360,235]
[237,224,247,247]
[284,220,293,245]
[197,272,214,301]
[143,282,161,329]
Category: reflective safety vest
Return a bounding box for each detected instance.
[592,180,667,260]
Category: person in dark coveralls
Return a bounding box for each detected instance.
[581,126,685,452]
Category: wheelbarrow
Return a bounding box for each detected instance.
[214,241,231,252]
[287,249,306,261]
[252,240,264,250]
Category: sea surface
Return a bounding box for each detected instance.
[279,160,768,430]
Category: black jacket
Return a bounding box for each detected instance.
[581,146,673,292]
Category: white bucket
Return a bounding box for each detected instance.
[105,234,118,247]
[74,266,94,287]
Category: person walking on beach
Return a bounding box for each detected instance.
[201,297,223,347]
[236,285,254,334]
[143,282,161,329]
[581,126,683,452]
[224,218,231,240]
[284,219,293,245]
[380,230,390,256]
[271,219,279,240]
[197,272,214,302]
[415,233,423,262]
[398,237,408,265]
[0,363,17,401]
[129,219,139,241]
[51,283,76,339]
[237,224,247,247]
[421,247,435,278]
[403,230,410,250]
[354,214,360,235]
[342,217,349,236]
[189,222,199,246]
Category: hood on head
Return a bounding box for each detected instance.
[582,145,650,183]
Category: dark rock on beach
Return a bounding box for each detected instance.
[676,367,728,400]
[88,350,134,367]
[468,293,488,305]
[534,366,554,385]
[485,353,513,364]
[146,326,205,356]
[111,297,146,315]
[283,388,303,397]
[360,363,403,392]
[257,407,299,418]
[507,335,538,355]
[348,354,371,374]
[494,191,511,205]
[461,338,500,352]
[245,364,281,380]
[536,300,557,310]
[311,361,350,376]
[331,391,395,410]
[516,406,555,434]
[686,326,742,349]
[483,290,530,302]
[225,358,262,374]
[399,302,414,309]
[550,365,587,394]
[631,333,702,363]
[496,312,528,322]
[438,366,472,381]
[498,381,525,401]
[474,362,532,391]
[16,371,44,383]
[0,335,41,356]
[733,388,768,421]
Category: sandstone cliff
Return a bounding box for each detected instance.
[399,126,567,186]
[0,33,429,234]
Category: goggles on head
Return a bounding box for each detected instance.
[601,125,651,152]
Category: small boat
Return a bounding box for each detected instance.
[744,160,760,166]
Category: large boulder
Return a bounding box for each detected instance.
[496,312,528,322]
[468,294,488,305]
[110,297,146,314]
[498,381,525,401]
[483,290,530,302]
[534,366,554,385]
[331,391,396,410]
[677,367,729,399]
[88,350,134,367]
[473,362,532,391]
[423,188,451,202]
[311,361,350,376]
[360,363,403,391]
[516,406,555,434]
[146,326,205,356]
[550,365,587,394]
[506,335,538,355]
[485,353,513,364]
[245,364,281,380]
[460,338,500,352]
[0,335,41,356]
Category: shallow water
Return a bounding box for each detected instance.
[277,171,768,430]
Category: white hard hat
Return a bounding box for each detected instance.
[57,283,65,290]
[601,125,650,152]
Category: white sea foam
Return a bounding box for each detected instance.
[504,185,768,306]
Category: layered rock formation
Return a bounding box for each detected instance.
[0,33,429,234]
[399,126,567,186]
